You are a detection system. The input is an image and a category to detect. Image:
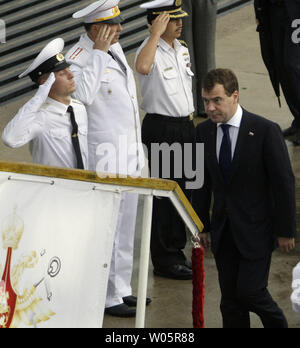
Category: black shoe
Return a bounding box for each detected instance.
[105,303,136,318]
[154,264,193,280]
[293,129,300,145]
[123,295,152,307]
[184,259,192,270]
[282,126,300,138]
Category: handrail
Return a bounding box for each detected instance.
[0,159,205,328]
[0,160,204,235]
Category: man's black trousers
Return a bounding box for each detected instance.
[214,221,288,328]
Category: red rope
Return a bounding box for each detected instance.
[192,245,205,328]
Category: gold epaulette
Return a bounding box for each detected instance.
[178,40,188,48]
[72,99,84,106]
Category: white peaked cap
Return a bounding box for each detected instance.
[140,0,188,18]
[19,38,69,81]
[73,0,123,24]
[140,0,175,9]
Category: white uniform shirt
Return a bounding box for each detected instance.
[2,97,89,169]
[67,34,144,176]
[216,104,243,161]
[291,261,300,312]
[135,37,195,117]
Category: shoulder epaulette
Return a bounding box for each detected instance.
[72,99,84,106]
[40,102,50,110]
[68,47,84,61]
[178,40,188,48]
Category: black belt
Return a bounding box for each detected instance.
[146,113,193,123]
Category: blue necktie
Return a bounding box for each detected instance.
[219,124,232,182]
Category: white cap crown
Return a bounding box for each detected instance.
[73,0,123,23]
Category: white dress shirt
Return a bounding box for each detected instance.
[135,37,195,117]
[216,104,243,161]
[291,261,300,312]
[2,97,88,169]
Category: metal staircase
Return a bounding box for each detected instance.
[0,0,252,106]
[0,0,148,105]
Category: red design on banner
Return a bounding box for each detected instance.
[0,248,17,328]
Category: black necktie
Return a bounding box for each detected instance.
[219,124,232,182]
[108,50,127,74]
[67,105,84,170]
[108,50,115,60]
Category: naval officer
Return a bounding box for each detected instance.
[2,38,88,170]
[136,0,195,280]
[67,0,148,317]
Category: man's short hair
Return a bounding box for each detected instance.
[83,23,94,32]
[147,14,157,24]
[203,69,239,96]
[83,22,107,32]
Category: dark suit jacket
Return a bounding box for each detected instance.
[193,109,296,259]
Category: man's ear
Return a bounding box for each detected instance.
[233,90,239,103]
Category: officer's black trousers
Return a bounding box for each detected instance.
[142,113,196,268]
[268,3,300,128]
[215,221,288,329]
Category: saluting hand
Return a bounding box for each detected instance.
[136,12,170,75]
[36,72,56,102]
[149,12,170,37]
[93,25,116,52]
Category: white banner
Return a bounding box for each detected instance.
[0,171,121,328]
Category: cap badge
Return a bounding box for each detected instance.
[56,53,65,62]
[175,0,182,6]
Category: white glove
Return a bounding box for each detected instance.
[36,72,56,96]
[23,73,56,113]
[291,262,300,312]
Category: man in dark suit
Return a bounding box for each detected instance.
[193,69,296,328]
